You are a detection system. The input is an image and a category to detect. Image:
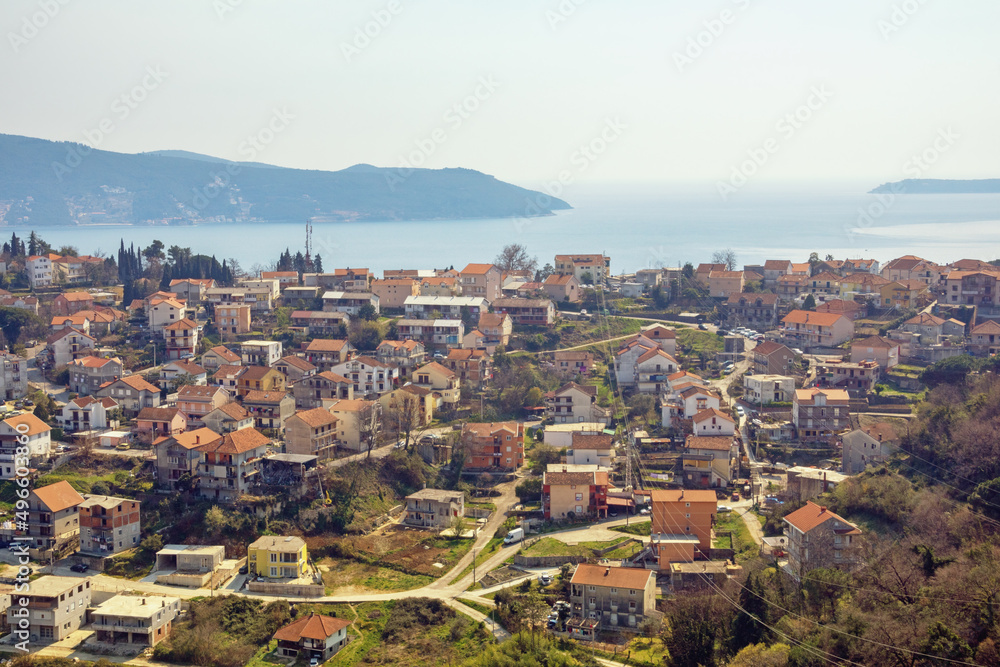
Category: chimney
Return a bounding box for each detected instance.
[195,435,200,444]
[605,567,610,576]
[141,599,146,605]
[819,506,827,513]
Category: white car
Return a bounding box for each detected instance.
[717,505,733,513]
[539,574,553,585]
[735,406,745,417]
[639,507,651,515]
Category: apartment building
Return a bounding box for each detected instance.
[461,421,524,471]
[403,488,465,529]
[8,576,91,642]
[78,495,141,556]
[567,565,655,640]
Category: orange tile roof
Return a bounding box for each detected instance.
[685,435,735,451]
[327,398,375,412]
[67,355,119,369]
[292,407,338,428]
[782,310,848,327]
[177,385,227,399]
[32,480,84,512]
[210,402,250,421]
[57,292,94,302]
[852,335,898,349]
[784,501,860,534]
[462,421,523,438]
[417,361,456,378]
[315,371,351,383]
[972,320,1000,335]
[240,365,280,381]
[164,317,198,330]
[4,412,51,436]
[208,346,241,363]
[570,563,653,589]
[112,375,160,394]
[273,614,350,643]
[306,339,350,352]
[164,427,222,450]
[243,389,289,404]
[650,489,717,504]
[460,263,497,275]
[278,356,316,372]
[795,387,850,403]
[137,407,183,422]
[692,408,734,424]
[199,427,270,454]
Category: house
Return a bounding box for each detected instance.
[568,433,615,467]
[793,388,850,441]
[379,384,435,429]
[443,348,490,384]
[882,255,942,285]
[370,278,421,310]
[969,321,1000,356]
[97,375,162,413]
[0,352,26,401]
[200,345,241,371]
[67,355,122,395]
[26,254,53,287]
[321,291,379,316]
[762,260,793,285]
[545,382,611,425]
[404,488,465,528]
[650,489,717,566]
[0,293,39,315]
[743,374,795,405]
[155,428,222,488]
[169,277,216,303]
[215,305,251,339]
[52,291,95,316]
[898,313,965,342]
[289,310,350,336]
[752,341,798,375]
[692,408,735,436]
[844,258,880,274]
[331,356,399,398]
[28,481,84,554]
[235,366,286,398]
[880,280,930,310]
[197,428,271,502]
[135,407,186,445]
[476,312,512,350]
[671,384,722,420]
[50,313,92,335]
[723,293,780,329]
[459,263,502,301]
[492,298,557,326]
[841,428,897,474]
[543,469,609,519]
[90,595,181,648]
[248,535,308,579]
[403,295,489,321]
[211,364,246,396]
[78,495,141,556]
[303,339,356,372]
[202,402,254,434]
[567,564,656,640]
[635,268,663,288]
[784,501,861,576]
[814,359,880,394]
[268,357,313,388]
[177,385,231,428]
[815,298,863,321]
[682,435,738,488]
[160,360,208,387]
[638,324,677,354]
[542,273,582,303]
[634,348,679,395]
[273,614,351,663]
[284,408,339,461]
[418,275,461,297]
[46,327,96,367]
[310,268,371,291]
[292,371,353,409]
[942,270,1000,307]
[776,274,808,300]
[7,576,91,643]
[375,340,426,377]
[0,413,52,463]
[839,272,889,297]
[552,351,596,376]
[805,272,842,297]
[261,271,299,289]
[148,297,189,335]
[326,399,379,453]
[412,362,460,405]
[242,390,295,430]
[780,310,854,349]
[396,319,464,348]
[154,545,228,588]
[707,271,745,298]
[850,335,900,369]
[51,254,104,283]
[241,340,283,367]
[461,421,524,471]
[205,285,275,313]
[60,396,119,433]
[554,254,611,284]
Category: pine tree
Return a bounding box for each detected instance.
[314,254,323,273]
[730,572,767,654]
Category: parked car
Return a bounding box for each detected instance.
[698,323,707,330]
[639,507,651,515]
[735,406,745,417]
[717,505,733,513]
[23,399,33,407]
[239,565,249,575]
[731,492,740,502]
[539,574,553,586]
[70,562,88,573]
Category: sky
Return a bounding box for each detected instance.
[1,0,998,193]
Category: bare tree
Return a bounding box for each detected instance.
[384,392,427,450]
[712,248,738,271]
[358,401,382,458]
[494,243,538,276]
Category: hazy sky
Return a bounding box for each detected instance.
[2,1,997,193]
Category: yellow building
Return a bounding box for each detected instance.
[248,536,308,579]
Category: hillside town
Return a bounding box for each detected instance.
[0,235,998,666]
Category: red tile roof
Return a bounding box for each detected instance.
[273,614,350,643]
[784,501,860,534]
[570,563,653,589]
[32,480,85,512]
[199,427,270,454]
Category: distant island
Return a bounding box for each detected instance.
[869,178,1000,194]
[0,133,570,226]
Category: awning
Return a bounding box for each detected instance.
[606,497,634,507]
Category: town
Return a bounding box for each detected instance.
[0,235,998,666]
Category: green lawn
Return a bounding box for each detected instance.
[611,521,652,536]
[319,558,434,595]
[714,513,758,562]
[521,536,634,558]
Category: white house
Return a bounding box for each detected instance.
[692,408,736,436]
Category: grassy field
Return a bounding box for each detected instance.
[714,512,758,562]
[521,536,636,558]
[318,557,434,595]
[676,328,724,356]
[552,317,649,349]
[611,521,652,536]
[625,636,670,666]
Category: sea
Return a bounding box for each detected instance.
[14,185,1000,274]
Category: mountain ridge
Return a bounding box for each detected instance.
[869,178,1000,194]
[0,133,571,226]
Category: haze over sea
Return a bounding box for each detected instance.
[13,185,1000,273]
